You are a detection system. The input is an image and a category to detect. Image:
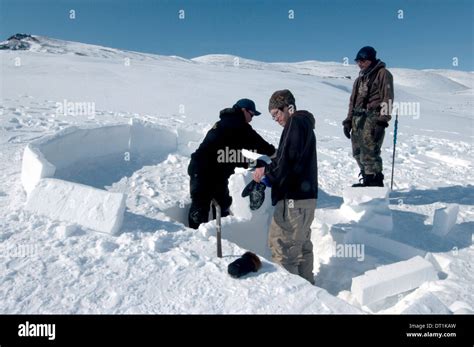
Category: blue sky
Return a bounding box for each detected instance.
[1,0,473,70]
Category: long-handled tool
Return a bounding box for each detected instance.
[210,199,222,258]
[390,112,399,190]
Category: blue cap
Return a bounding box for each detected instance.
[234,98,261,116]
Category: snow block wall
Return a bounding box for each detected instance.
[129,119,178,159]
[21,120,178,234]
[340,187,393,233]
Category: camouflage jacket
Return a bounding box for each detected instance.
[346,60,394,123]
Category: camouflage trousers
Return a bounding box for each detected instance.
[351,111,385,175]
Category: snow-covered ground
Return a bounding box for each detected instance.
[0,35,472,313]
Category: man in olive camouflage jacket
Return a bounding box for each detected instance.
[342,46,394,187]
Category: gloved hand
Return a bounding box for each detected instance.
[373,120,389,142]
[342,119,352,139]
[241,180,266,210]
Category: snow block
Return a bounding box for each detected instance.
[424,252,451,272]
[21,143,56,195]
[351,256,438,306]
[432,204,459,236]
[228,172,253,220]
[25,178,126,235]
[343,186,389,206]
[340,187,393,233]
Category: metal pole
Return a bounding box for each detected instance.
[211,199,222,258]
[390,112,399,190]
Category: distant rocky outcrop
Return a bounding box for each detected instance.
[0,33,39,50]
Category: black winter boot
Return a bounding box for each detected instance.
[353,173,381,187]
[366,172,384,187]
[352,171,366,187]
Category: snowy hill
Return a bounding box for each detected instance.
[0,35,472,314]
[0,33,195,63]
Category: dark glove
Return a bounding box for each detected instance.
[342,119,352,139]
[241,180,266,210]
[373,120,389,142]
[228,251,262,278]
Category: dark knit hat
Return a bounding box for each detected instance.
[268,89,296,112]
[355,46,377,62]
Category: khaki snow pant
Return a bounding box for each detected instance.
[268,198,316,284]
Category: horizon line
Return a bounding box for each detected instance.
[3,32,473,73]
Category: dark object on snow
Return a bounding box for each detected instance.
[0,33,39,51]
[241,180,266,210]
[228,252,262,278]
[7,33,36,41]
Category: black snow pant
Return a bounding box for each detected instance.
[188,172,232,229]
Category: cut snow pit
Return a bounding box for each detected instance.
[22,119,178,234]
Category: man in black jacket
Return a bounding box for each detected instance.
[188,98,276,229]
[254,90,318,284]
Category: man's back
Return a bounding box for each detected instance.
[266,110,318,205]
[189,106,275,178]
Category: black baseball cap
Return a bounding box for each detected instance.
[234,98,261,116]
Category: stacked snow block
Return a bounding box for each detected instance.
[22,120,178,234]
[432,204,459,236]
[351,256,438,306]
[340,187,393,234]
